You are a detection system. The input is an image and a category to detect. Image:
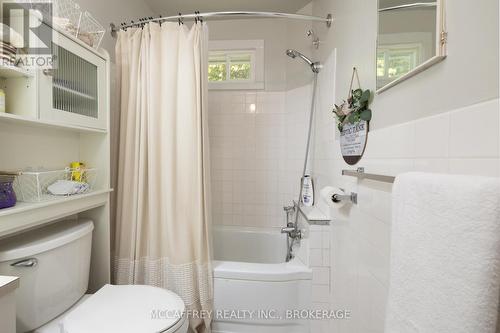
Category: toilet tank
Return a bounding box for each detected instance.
[0,219,94,333]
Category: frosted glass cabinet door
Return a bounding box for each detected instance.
[39,31,107,130]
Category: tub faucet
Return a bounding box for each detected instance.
[283,201,302,262]
[283,201,297,228]
[281,226,302,240]
[284,203,296,228]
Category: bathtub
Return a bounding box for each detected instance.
[212,226,312,333]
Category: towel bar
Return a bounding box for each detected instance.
[342,167,396,184]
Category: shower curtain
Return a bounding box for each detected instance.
[114,22,213,333]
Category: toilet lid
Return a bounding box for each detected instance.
[61,285,186,333]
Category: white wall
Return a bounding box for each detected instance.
[297,0,500,332]
[312,0,499,129]
[76,0,153,58]
[208,19,288,91]
[208,6,316,228]
[207,87,315,229]
[285,3,315,90]
[208,90,288,228]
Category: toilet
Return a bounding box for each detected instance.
[0,219,189,333]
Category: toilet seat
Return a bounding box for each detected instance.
[61,284,186,333]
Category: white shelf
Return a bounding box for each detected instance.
[0,65,34,79]
[0,112,107,134]
[0,189,112,238]
[299,206,331,226]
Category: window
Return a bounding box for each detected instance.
[208,40,264,90]
[208,51,254,82]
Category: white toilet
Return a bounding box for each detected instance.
[0,219,189,333]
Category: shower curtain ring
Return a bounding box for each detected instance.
[178,13,183,25]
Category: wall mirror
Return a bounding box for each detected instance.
[376,0,447,93]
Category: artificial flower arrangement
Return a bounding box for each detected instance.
[332,68,373,132]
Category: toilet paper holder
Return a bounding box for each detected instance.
[331,190,358,205]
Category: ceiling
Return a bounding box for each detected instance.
[143,0,313,16]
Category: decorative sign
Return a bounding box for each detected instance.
[340,120,368,165]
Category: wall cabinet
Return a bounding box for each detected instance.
[39,30,107,130]
[0,25,111,292]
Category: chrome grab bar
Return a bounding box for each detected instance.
[342,167,396,184]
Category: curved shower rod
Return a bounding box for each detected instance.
[110,11,333,37]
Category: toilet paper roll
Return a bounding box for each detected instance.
[320,186,348,208]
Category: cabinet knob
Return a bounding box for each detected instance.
[42,69,54,76]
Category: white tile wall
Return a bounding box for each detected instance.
[208,89,311,228]
[298,221,334,333]
[283,50,500,332]
[306,85,500,333]
[209,53,499,333]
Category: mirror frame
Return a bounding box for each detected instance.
[376,0,447,94]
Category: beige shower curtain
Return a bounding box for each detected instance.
[114,22,212,333]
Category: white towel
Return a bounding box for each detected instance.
[385,172,500,333]
[47,180,90,196]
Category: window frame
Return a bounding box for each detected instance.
[208,40,264,90]
[376,42,423,86]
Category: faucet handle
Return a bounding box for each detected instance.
[281,227,296,234]
[283,204,295,212]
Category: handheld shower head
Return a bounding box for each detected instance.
[286,49,321,73]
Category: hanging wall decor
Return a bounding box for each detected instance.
[332,67,372,165]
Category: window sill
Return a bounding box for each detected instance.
[209,81,264,90]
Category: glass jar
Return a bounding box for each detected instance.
[0,180,17,209]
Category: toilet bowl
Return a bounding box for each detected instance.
[0,219,188,333]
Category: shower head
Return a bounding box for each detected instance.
[286,49,321,73]
[286,49,298,58]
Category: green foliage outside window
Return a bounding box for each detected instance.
[208,52,252,82]
[230,63,250,80]
[208,63,226,82]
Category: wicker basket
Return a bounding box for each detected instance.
[26,0,104,49]
[27,0,82,38]
[77,11,105,49]
[14,168,97,203]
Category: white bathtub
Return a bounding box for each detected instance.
[213,226,312,333]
